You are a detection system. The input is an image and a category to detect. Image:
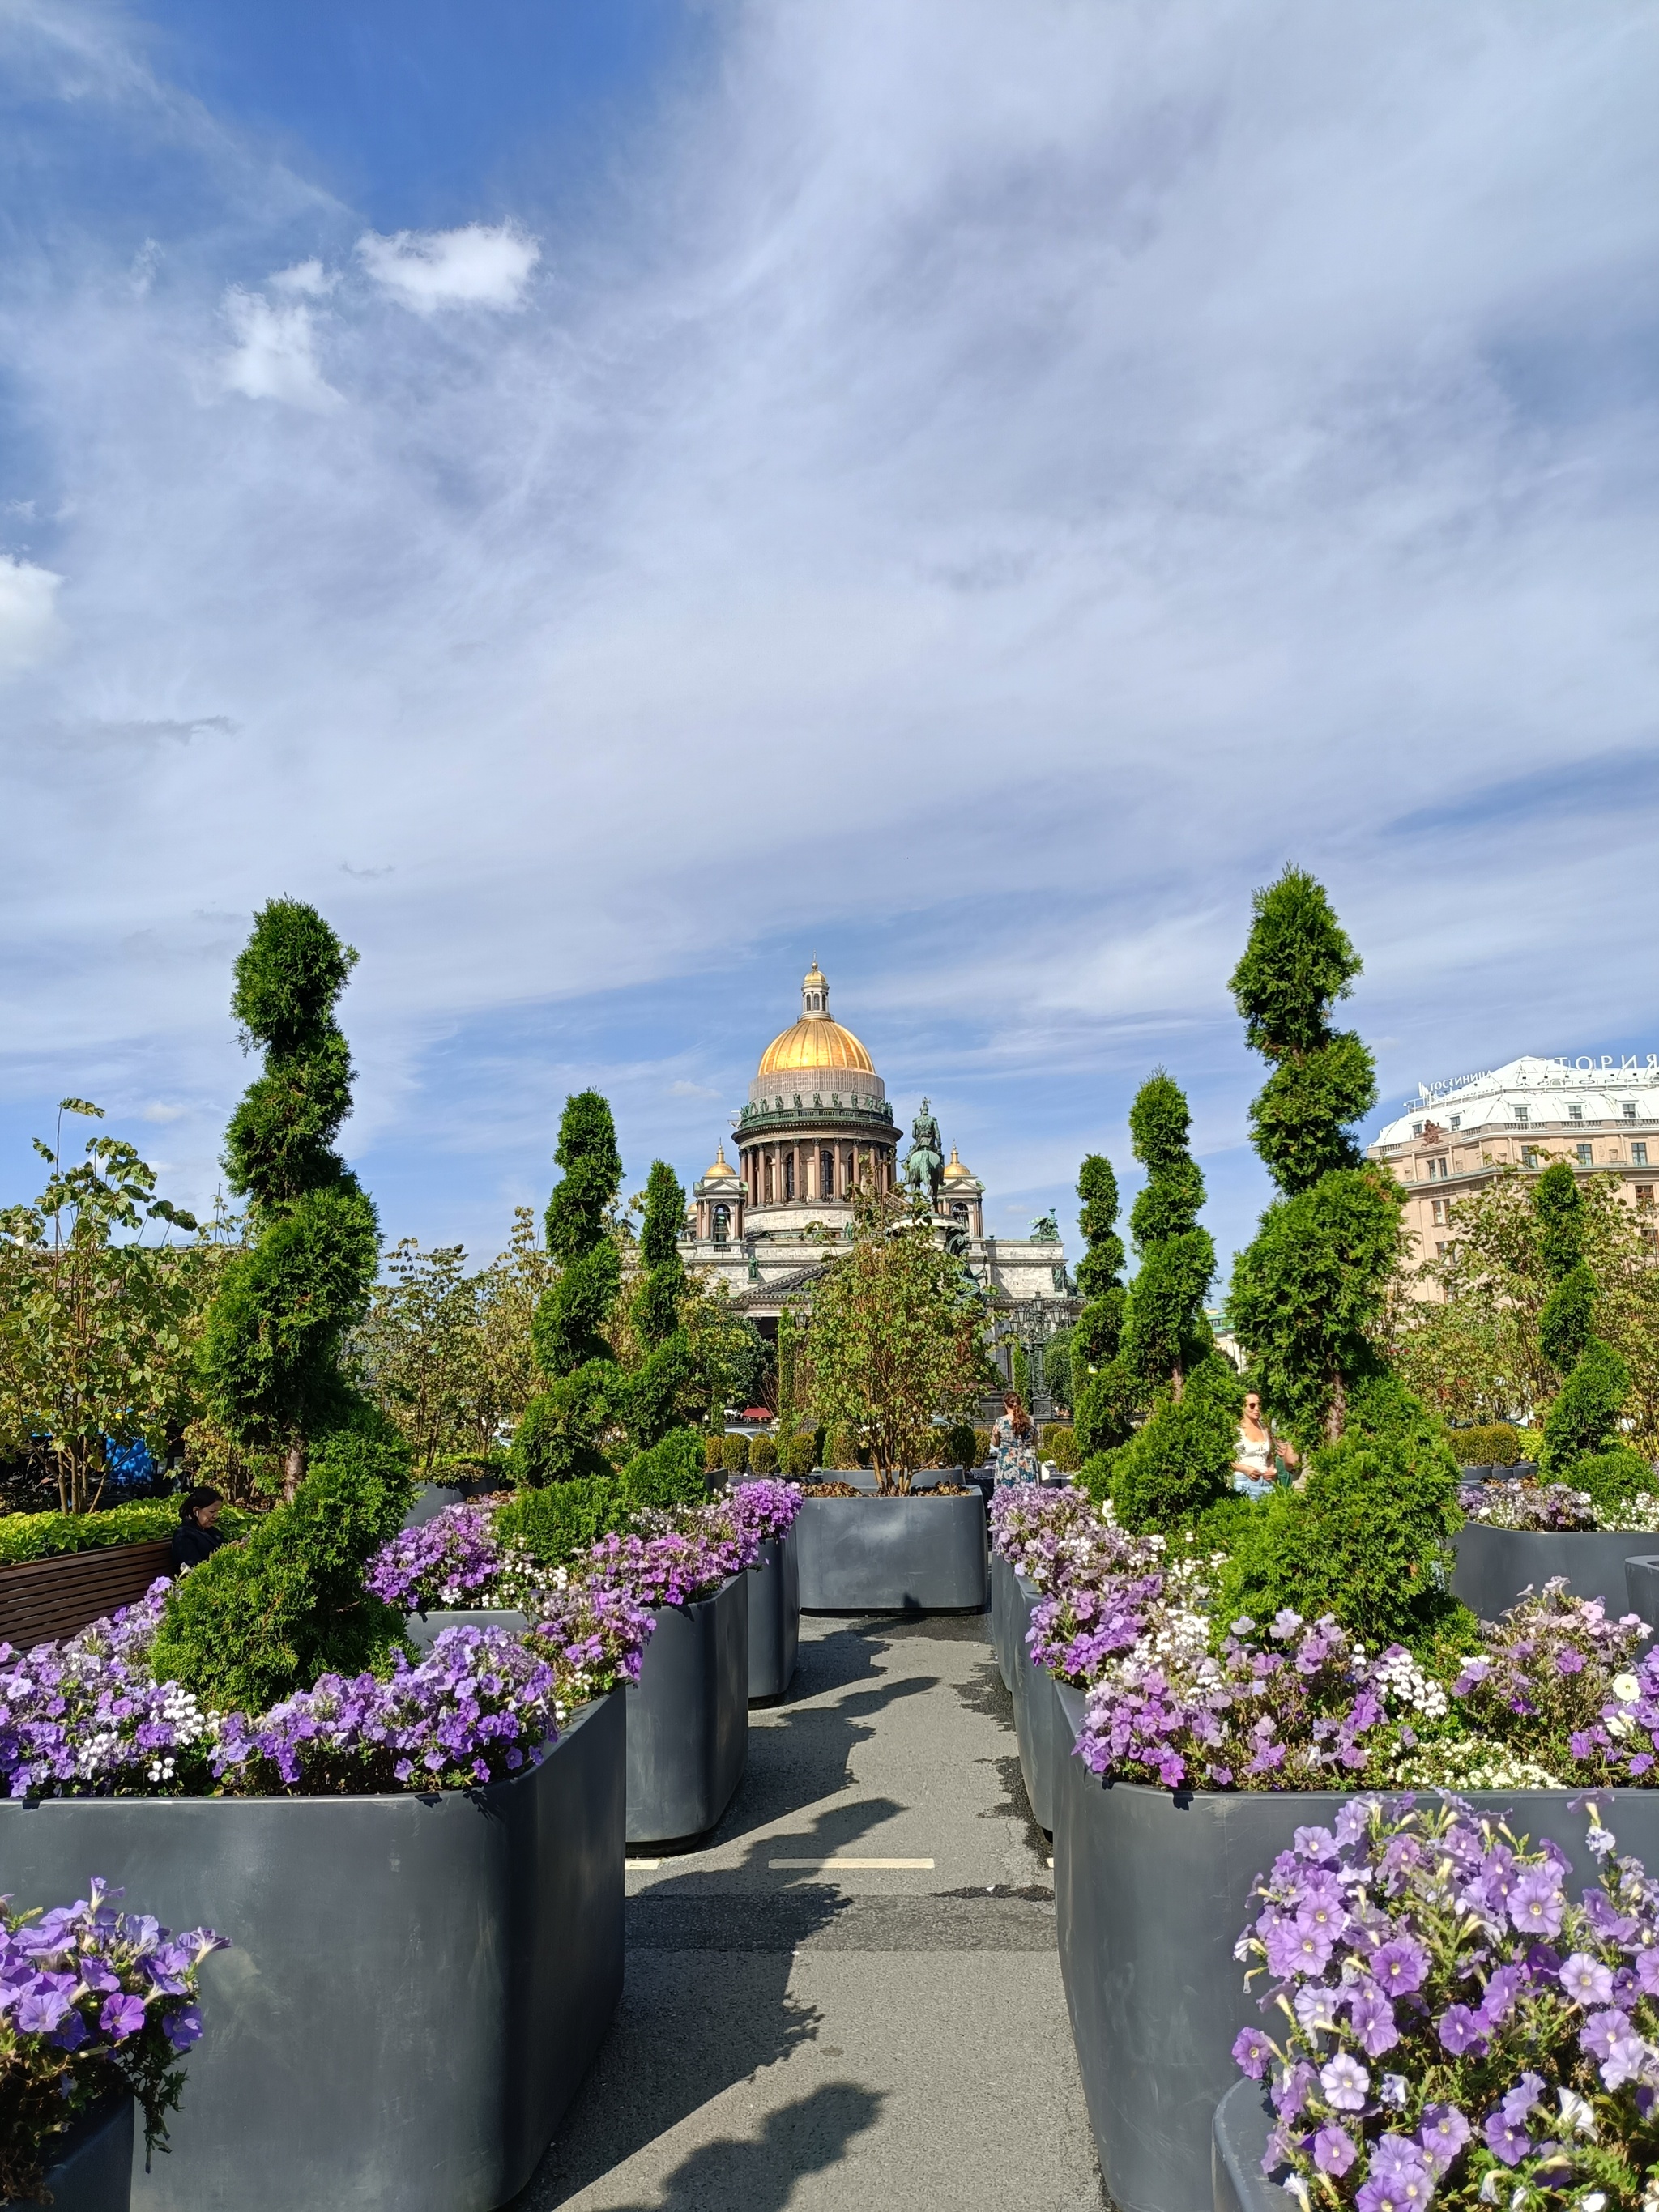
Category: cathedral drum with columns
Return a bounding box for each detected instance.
[680,965,1072,1327]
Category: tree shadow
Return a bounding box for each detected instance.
[588,2081,885,2212]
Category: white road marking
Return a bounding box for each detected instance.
[768,1857,935,1870]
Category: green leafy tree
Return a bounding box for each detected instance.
[1073,1153,1137,1456]
[1532,1161,1646,1491]
[1226,868,1403,1446]
[623,1161,698,1451]
[350,1239,478,1473]
[151,901,411,1711]
[511,1093,624,1485]
[0,1102,206,1511]
[1104,1353,1242,1533]
[809,1187,985,1491]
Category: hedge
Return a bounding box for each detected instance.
[1040,1425,1081,1473]
[1452,1422,1524,1467]
[0,1501,257,1569]
[749,1434,779,1474]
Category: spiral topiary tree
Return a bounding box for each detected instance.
[1073,1153,1135,1457]
[625,1160,698,1451]
[150,901,412,1711]
[510,1092,623,1485]
[1226,868,1404,1447]
[1120,1072,1214,1397]
[1534,1161,1643,1490]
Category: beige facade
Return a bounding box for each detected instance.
[1368,1055,1659,1291]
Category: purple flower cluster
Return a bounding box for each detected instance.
[727,1478,806,1545]
[1234,1795,1659,2210]
[0,1583,211,1799]
[211,1625,563,1792]
[989,1484,1100,1595]
[523,1569,657,1699]
[1461,1481,1598,1532]
[365,1501,504,1611]
[1453,1581,1658,1783]
[1,1881,226,2197]
[584,1515,752,1611]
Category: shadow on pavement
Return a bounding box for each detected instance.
[582,2082,885,2212]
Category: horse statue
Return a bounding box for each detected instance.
[902,1097,945,1210]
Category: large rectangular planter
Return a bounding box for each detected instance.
[1051,1678,1659,2212]
[1452,1522,1655,1622]
[399,1477,509,1532]
[1212,2081,1292,2212]
[626,1573,748,1844]
[406,1607,529,1653]
[991,1549,1013,1690]
[747,1533,800,1703]
[796,1492,987,1612]
[0,1691,625,2212]
[1011,1574,1062,1834]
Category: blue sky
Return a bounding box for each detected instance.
[2,0,1658,1286]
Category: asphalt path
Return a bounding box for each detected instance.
[514,1607,1104,2212]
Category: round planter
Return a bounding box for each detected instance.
[405,1606,529,1654]
[19,2092,134,2211]
[1011,1574,1062,1835]
[746,1533,800,1703]
[626,1572,749,1844]
[1452,1522,1656,1622]
[1051,1677,1659,2212]
[795,1491,988,1613]
[1212,2081,1293,2212]
[0,1692,625,2212]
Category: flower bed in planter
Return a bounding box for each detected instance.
[726,1480,803,1703]
[795,1490,987,1612]
[1,1693,625,2211]
[625,1572,748,1843]
[1011,1572,1063,1834]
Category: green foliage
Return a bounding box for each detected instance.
[1227,867,1375,1196]
[704,1434,724,1473]
[496,1475,625,1569]
[972,1426,992,1467]
[1074,1353,1141,1458]
[721,1433,750,1475]
[530,1093,623,1377]
[1571,1448,1659,1519]
[615,1427,707,1509]
[1450,1421,1523,1468]
[1039,1424,1080,1472]
[1075,1155,1127,1301]
[1534,1160,1586,1281]
[1541,1340,1632,1475]
[151,1399,412,1712]
[1539,1264,1599,1376]
[0,1500,255,1567]
[1120,1071,1214,1392]
[783,1432,817,1478]
[625,1328,699,1454]
[1216,1422,1462,1651]
[748,1432,779,1474]
[507,1363,616,1487]
[942,1419,979,1469]
[632,1162,686,1353]
[1108,1355,1242,1533]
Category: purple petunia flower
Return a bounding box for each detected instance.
[1482,2110,1531,2167]
[1371,1937,1427,1997]
[1509,1871,1565,1937]
[1559,1952,1615,2008]
[1499,2073,1544,2128]
[1417,2104,1470,2176]
[99,1991,147,2039]
[1348,1982,1401,2058]
[1232,2027,1273,2080]
[1437,2005,1485,2056]
[1320,2052,1369,2112]
[1314,2125,1358,2176]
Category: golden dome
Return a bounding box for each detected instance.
[757,962,876,1079]
[701,1143,740,1183]
[942,1145,972,1183]
[758,1018,875,1078]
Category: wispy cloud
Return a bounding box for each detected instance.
[220,288,341,410]
[0,557,62,680]
[356,224,539,313]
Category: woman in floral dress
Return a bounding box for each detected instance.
[990,1390,1039,1486]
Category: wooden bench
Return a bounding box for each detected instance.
[0,1541,174,1652]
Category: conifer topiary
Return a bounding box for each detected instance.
[1073,1153,1137,1456]
[1533,1161,1642,1489]
[510,1093,623,1485]
[1120,1072,1214,1396]
[625,1161,698,1451]
[1226,868,1403,1446]
[151,901,411,1711]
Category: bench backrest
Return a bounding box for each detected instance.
[0,1541,174,1652]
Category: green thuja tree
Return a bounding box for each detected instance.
[1120,1072,1214,1397]
[510,1093,624,1485]
[1534,1161,1649,1499]
[1073,1154,1137,1456]
[1226,868,1405,1447]
[624,1161,698,1451]
[151,901,412,1711]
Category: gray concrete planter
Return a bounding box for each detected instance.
[1051,1677,1659,2212]
[399,1477,508,1532]
[1212,2081,1292,2212]
[747,1533,800,1703]
[991,1549,1014,1690]
[1452,1523,1655,1622]
[796,1493,987,1613]
[626,1573,748,1844]
[1012,1574,1063,1834]
[1628,1555,1659,1634]
[21,2093,134,2211]
[405,1606,529,1653]
[0,1692,625,2212]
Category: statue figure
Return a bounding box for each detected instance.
[1030,1212,1060,1243]
[902,1096,945,1209]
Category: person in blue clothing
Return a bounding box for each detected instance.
[170,1486,228,1574]
[990,1390,1039,1486]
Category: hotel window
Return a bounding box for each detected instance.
[1449,1115,1461,1130]
[1569,1102,1584,1124]
[1634,1144,1650,1168]
[1410,1121,1423,1139]
[820,1149,835,1199]
[1625,1102,1640,1120]
[1576,1143,1593,1167]
[1426,1156,1448,1182]
[783,1153,795,1201]
[1431,1197,1448,1225]
[1521,1145,1542,1169]
[1645,1225,1659,1253]
[1513,1106,1529,1127]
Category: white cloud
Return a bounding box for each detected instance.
[0,556,63,680]
[356,223,539,313]
[270,259,336,298]
[220,288,340,409]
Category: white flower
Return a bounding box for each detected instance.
[1613,1673,1641,1703]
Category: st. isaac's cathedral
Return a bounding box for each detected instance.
[678,964,1073,1326]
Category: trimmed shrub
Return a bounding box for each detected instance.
[616,1427,707,1510]
[0,1501,256,1568]
[783,1433,817,1479]
[496,1477,625,1570]
[1542,1338,1631,1475]
[941,1421,977,1470]
[823,1423,859,1471]
[721,1433,750,1476]
[748,1433,779,1475]
[704,1434,725,1473]
[1039,1425,1080,1473]
[1108,1355,1241,1533]
[1450,1421,1523,1468]
[972,1426,992,1467]
[1573,1449,1659,1519]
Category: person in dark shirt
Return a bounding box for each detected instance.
[171,1486,228,1574]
